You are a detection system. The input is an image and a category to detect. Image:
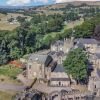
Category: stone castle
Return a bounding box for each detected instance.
[17,37,100,100]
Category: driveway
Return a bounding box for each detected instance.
[0,83,25,91]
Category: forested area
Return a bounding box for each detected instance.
[0,4,100,65]
[0,13,65,65]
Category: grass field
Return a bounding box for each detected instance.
[0,22,20,31]
[0,64,22,78]
[63,18,84,31]
[0,64,22,85]
[0,65,23,100]
[0,13,31,31]
[0,91,17,100]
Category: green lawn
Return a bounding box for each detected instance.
[0,13,31,31]
[0,64,22,79]
[0,91,17,100]
[0,65,22,100]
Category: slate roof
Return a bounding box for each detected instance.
[75,42,84,49]
[29,54,47,63]
[48,51,65,58]
[95,53,100,59]
[28,54,53,67]
[94,25,100,34]
[52,40,64,46]
[75,38,99,44]
[51,78,70,81]
[53,65,65,72]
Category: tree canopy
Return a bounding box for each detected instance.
[0,6,100,65]
[63,48,88,84]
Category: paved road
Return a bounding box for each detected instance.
[0,83,25,91]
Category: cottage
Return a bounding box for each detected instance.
[75,38,99,54]
[50,65,70,87]
[26,53,70,86]
[51,37,74,54]
[27,54,54,80]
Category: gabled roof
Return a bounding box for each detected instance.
[51,78,70,81]
[48,51,65,57]
[28,54,53,67]
[75,38,99,44]
[53,64,65,72]
[95,53,100,59]
[52,40,64,46]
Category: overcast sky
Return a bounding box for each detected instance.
[0,0,99,6]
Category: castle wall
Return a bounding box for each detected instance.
[50,80,70,87]
[27,62,41,79]
[50,72,70,87]
[84,44,98,54]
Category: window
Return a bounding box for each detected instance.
[29,65,31,69]
[59,81,61,86]
[95,85,96,89]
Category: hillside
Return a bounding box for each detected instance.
[0,13,31,31]
[29,1,100,11]
[22,1,100,15]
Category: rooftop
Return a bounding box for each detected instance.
[28,54,53,67]
[54,64,65,72]
[95,53,100,59]
[75,38,99,44]
[51,78,70,81]
[52,40,64,46]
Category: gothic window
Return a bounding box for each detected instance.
[95,85,96,89]
[59,81,61,86]
[29,65,31,69]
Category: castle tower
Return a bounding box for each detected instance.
[63,37,74,54]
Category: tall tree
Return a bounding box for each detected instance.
[63,48,88,84]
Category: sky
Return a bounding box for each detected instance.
[0,0,99,6]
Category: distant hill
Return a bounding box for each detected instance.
[0,1,100,13]
[0,1,100,10]
[33,1,100,11]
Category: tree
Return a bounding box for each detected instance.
[9,47,22,59]
[16,16,26,23]
[0,50,9,65]
[63,48,88,84]
[43,34,54,48]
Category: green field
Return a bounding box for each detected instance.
[0,64,22,85]
[0,91,16,100]
[0,64,22,78]
[0,65,22,100]
[0,13,31,31]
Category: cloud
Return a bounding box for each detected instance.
[7,0,31,6]
[55,0,99,3]
[55,0,74,3]
[34,0,48,3]
[6,0,48,6]
[6,0,99,6]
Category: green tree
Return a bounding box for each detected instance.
[0,50,9,65]
[63,48,88,84]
